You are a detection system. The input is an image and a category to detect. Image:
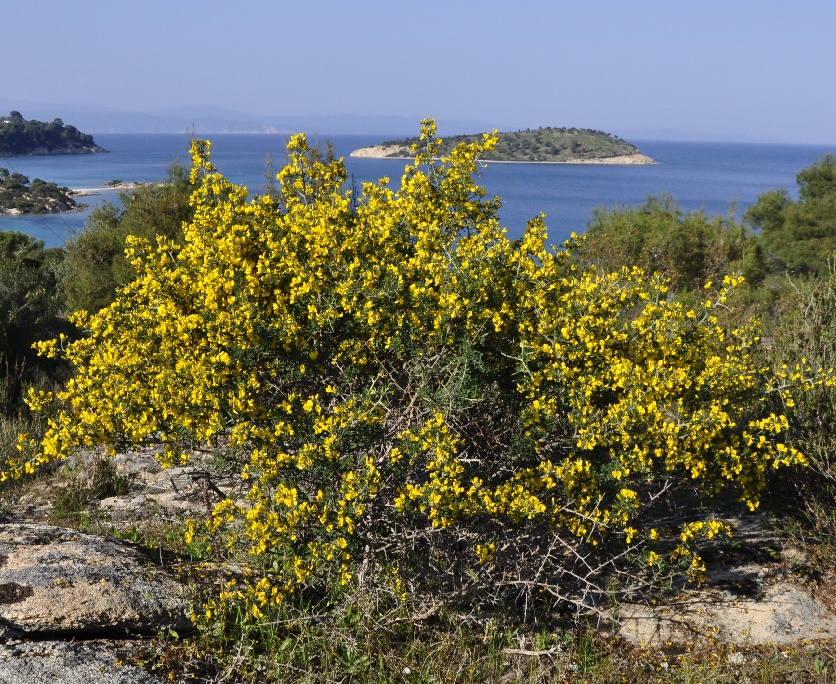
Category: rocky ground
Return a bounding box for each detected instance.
[0,515,186,683]
[2,450,836,682]
[613,513,836,647]
[0,449,247,683]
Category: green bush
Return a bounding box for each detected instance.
[766,273,836,542]
[746,154,836,277]
[0,230,69,414]
[577,194,749,293]
[61,162,194,313]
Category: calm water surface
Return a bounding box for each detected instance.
[1,134,833,248]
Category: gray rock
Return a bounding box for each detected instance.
[98,450,245,521]
[0,640,162,684]
[612,514,836,646]
[0,522,192,636]
[615,582,836,646]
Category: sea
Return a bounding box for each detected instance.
[1,133,833,249]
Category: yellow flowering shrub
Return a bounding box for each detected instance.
[9,120,827,621]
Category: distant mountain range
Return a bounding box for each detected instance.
[0,101,495,137]
[0,100,807,143]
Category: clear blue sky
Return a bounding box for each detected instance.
[4,0,835,144]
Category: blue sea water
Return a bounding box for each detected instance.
[1,133,833,249]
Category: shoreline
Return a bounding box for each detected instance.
[350,145,656,165]
[0,181,145,217]
[0,182,144,217]
[69,181,145,197]
[0,203,88,217]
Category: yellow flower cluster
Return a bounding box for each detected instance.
[9,120,828,621]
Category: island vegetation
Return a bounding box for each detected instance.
[3,124,836,682]
[0,110,106,156]
[0,167,79,214]
[353,126,654,163]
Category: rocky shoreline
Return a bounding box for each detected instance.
[0,181,146,216]
[0,200,86,216]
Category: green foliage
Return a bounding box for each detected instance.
[746,154,836,277]
[61,202,126,313]
[0,231,69,485]
[61,163,194,313]
[0,230,69,413]
[798,154,836,202]
[0,410,46,499]
[765,273,836,561]
[0,112,104,155]
[379,126,642,162]
[576,194,749,293]
[0,167,77,214]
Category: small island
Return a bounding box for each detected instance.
[352,126,655,164]
[0,168,80,215]
[0,111,107,156]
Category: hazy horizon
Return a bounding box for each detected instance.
[4,100,832,146]
[4,1,836,146]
